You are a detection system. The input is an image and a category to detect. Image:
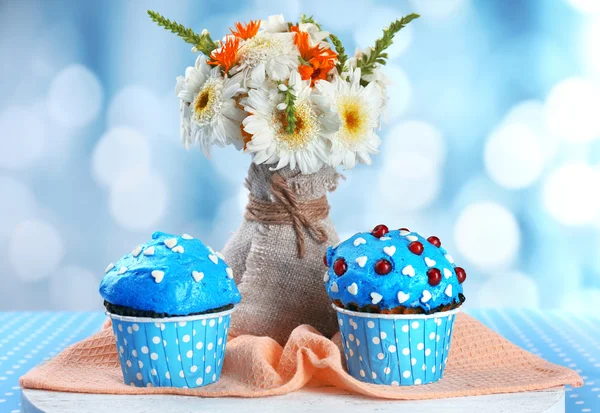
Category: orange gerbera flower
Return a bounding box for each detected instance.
[230,20,261,40]
[208,36,240,73]
[293,30,337,86]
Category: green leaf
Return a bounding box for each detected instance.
[147,10,217,56]
[329,33,348,74]
[356,13,419,84]
[300,14,322,30]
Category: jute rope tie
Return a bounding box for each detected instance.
[245,173,330,258]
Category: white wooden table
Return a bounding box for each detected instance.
[21,386,565,413]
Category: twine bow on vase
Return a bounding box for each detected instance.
[244,173,330,258]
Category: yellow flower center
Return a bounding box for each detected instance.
[192,81,221,124]
[272,101,318,150]
[337,97,370,145]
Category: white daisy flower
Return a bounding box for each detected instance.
[297,22,330,48]
[231,31,298,87]
[242,71,337,174]
[176,56,247,157]
[261,14,288,33]
[316,68,384,169]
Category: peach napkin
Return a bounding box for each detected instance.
[20,313,581,399]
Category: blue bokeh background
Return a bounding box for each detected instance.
[1,0,599,312]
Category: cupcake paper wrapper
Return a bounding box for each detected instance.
[109,308,234,388]
[334,306,458,386]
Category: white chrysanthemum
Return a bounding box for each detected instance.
[232,31,298,87]
[242,71,337,174]
[316,68,384,169]
[297,22,330,48]
[261,14,288,32]
[176,56,247,157]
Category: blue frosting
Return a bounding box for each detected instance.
[99,232,241,316]
[324,229,463,312]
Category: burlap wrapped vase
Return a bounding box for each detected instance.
[222,163,341,344]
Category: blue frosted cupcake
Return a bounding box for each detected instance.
[100,231,241,388]
[324,225,466,386]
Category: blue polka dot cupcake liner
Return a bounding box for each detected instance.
[108,307,235,388]
[334,305,458,386]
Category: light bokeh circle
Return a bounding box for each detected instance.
[477,271,540,308]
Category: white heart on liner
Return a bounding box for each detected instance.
[208,254,218,264]
[105,263,114,273]
[421,290,432,303]
[172,245,184,254]
[445,253,454,264]
[132,246,142,257]
[353,237,366,246]
[445,284,453,297]
[399,230,410,236]
[323,272,329,282]
[192,271,204,282]
[443,268,452,279]
[143,246,155,256]
[355,256,368,267]
[225,267,234,279]
[151,270,165,283]
[164,238,178,249]
[330,282,339,292]
[406,235,418,242]
[370,292,383,304]
[401,265,415,277]
[397,291,410,303]
[424,257,436,267]
[182,234,193,240]
[347,283,358,295]
[383,246,396,257]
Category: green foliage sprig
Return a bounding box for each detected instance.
[329,34,348,74]
[147,10,218,56]
[278,83,297,135]
[357,13,419,83]
[300,14,322,30]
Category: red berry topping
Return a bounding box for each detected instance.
[399,227,410,232]
[408,241,424,255]
[323,254,328,267]
[333,258,347,276]
[427,268,442,286]
[371,224,389,238]
[455,267,467,284]
[374,259,392,275]
[427,236,441,247]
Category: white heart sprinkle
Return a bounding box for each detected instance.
[424,257,436,267]
[406,235,418,242]
[401,265,415,277]
[208,254,218,264]
[117,267,127,275]
[399,230,410,236]
[105,263,114,273]
[330,282,339,293]
[370,292,383,304]
[353,237,366,246]
[445,253,454,264]
[216,252,225,260]
[379,236,391,241]
[355,256,368,267]
[421,290,432,303]
[143,246,155,256]
[132,246,142,257]
[397,291,410,303]
[182,234,193,240]
[445,284,453,297]
[225,267,234,279]
[151,270,165,283]
[347,283,358,295]
[172,245,184,254]
[323,272,329,282]
[164,238,178,249]
[192,271,204,282]
[383,246,396,257]
[443,268,452,279]
[207,246,215,254]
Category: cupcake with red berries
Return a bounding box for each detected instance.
[324,225,466,386]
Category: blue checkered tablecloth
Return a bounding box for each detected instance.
[0,310,598,412]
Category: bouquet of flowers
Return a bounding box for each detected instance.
[149,11,418,174]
